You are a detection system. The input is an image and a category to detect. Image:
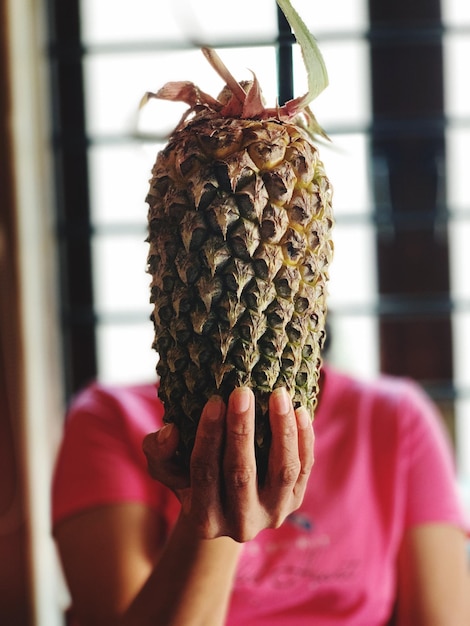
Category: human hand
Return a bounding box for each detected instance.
[142,387,314,542]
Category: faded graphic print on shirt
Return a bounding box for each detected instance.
[235,510,362,592]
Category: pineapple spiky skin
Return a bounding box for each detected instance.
[146,108,333,477]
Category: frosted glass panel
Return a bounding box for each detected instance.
[319,134,371,214]
[96,323,156,385]
[455,398,470,479]
[328,222,377,308]
[80,0,187,45]
[80,0,277,46]
[444,0,470,480]
[449,219,470,301]
[444,35,470,119]
[80,0,367,46]
[84,47,278,137]
[446,131,470,304]
[294,40,370,129]
[161,0,278,44]
[442,0,470,25]
[92,234,150,314]
[88,143,160,225]
[452,314,470,388]
[327,314,379,379]
[83,50,215,137]
[446,129,470,211]
[294,0,368,32]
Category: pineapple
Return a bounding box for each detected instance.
[145,0,333,478]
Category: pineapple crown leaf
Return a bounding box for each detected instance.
[243,73,266,118]
[201,47,247,106]
[202,48,266,118]
[301,106,331,142]
[140,81,221,111]
[276,0,329,107]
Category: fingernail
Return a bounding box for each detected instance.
[271,387,290,415]
[231,387,252,414]
[158,423,174,443]
[205,396,224,421]
[296,406,311,429]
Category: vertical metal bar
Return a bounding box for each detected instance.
[276,4,295,105]
[46,0,97,396]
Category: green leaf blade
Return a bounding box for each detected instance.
[276,0,329,105]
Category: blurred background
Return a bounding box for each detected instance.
[1,0,469,623]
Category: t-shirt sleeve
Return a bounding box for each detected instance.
[400,381,467,531]
[51,384,178,530]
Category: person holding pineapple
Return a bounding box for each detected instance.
[52,2,469,624]
[52,366,469,625]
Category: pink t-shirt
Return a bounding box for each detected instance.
[52,366,466,625]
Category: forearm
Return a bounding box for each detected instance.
[122,513,243,626]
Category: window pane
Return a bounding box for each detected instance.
[318,133,378,378]
[81,0,187,45]
[444,34,470,120]
[80,0,277,46]
[92,234,150,314]
[96,323,156,384]
[453,313,470,388]
[293,40,370,129]
[84,46,278,137]
[444,0,470,480]
[88,143,157,226]
[320,133,372,215]
[449,216,470,301]
[294,0,368,32]
[442,0,470,26]
[84,50,216,137]
[328,222,377,308]
[446,129,470,211]
[327,315,379,379]
[455,399,470,480]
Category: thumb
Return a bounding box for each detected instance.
[142,424,189,491]
[142,423,178,471]
[156,423,178,452]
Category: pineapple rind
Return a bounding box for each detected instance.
[147,114,333,476]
